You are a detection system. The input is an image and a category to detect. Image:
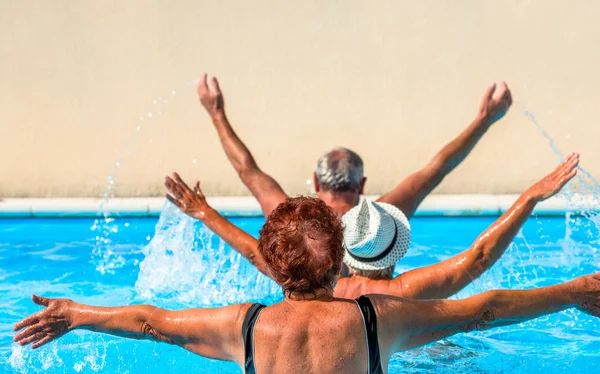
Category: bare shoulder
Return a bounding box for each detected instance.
[366,294,407,317]
[364,295,411,346]
[212,302,255,332]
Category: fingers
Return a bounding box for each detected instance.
[194,181,206,199]
[197,73,208,95]
[500,81,512,106]
[16,329,46,346]
[482,83,496,102]
[31,335,54,349]
[14,322,45,341]
[165,193,182,208]
[496,81,508,95]
[562,168,578,184]
[210,77,221,94]
[14,313,41,332]
[172,172,192,193]
[557,153,579,175]
[164,177,184,198]
[32,295,49,307]
[553,153,579,188]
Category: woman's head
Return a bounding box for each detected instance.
[258,196,344,297]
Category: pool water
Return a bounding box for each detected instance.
[1,205,599,373]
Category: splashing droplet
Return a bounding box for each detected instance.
[115,160,121,167]
[146,235,151,241]
[171,90,176,96]
[152,100,157,105]
[148,112,153,117]
[192,159,197,164]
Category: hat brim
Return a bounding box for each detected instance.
[343,202,411,271]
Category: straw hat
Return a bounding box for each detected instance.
[341,198,411,270]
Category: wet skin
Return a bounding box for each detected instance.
[165,153,580,300]
[13,271,600,374]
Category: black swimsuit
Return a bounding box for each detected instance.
[241,295,383,374]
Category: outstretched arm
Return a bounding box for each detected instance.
[164,172,268,276]
[198,74,287,216]
[387,153,579,299]
[377,82,512,218]
[13,295,248,363]
[377,271,600,353]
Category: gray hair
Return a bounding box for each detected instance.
[315,147,364,192]
[348,265,394,280]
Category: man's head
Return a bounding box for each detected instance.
[314,147,366,195]
[258,197,345,297]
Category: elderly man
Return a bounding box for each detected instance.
[195,74,512,279]
[196,73,512,220]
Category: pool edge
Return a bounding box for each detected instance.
[1,194,597,218]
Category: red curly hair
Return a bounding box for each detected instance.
[258,196,344,296]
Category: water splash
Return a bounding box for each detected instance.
[134,201,281,306]
[91,91,179,275]
[522,109,600,255]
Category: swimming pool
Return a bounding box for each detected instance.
[1,205,599,373]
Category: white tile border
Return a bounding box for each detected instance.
[1,194,597,218]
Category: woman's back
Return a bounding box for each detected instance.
[250,298,378,374]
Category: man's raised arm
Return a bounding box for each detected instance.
[13,295,249,363]
[377,82,513,218]
[385,153,579,300]
[198,73,287,216]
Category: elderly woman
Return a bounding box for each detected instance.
[14,197,600,374]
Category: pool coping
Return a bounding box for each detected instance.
[0,194,597,218]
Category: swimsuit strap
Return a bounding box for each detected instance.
[242,303,266,374]
[355,296,384,374]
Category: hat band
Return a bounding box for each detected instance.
[347,219,398,263]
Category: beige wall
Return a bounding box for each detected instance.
[1,0,599,198]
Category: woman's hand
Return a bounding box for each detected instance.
[571,273,600,317]
[526,153,579,202]
[164,172,211,220]
[13,295,74,349]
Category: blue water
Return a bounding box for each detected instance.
[1,208,600,373]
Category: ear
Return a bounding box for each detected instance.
[358,177,367,195]
[313,172,320,192]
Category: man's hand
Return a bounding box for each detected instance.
[197,73,225,118]
[526,153,579,202]
[164,172,210,221]
[571,273,600,317]
[13,295,74,349]
[477,82,512,125]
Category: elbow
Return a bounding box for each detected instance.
[234,156,258,177]
[466,307,498,332]
[465,291,500,332]
[471,244,495,274]
[140,307,174,344]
